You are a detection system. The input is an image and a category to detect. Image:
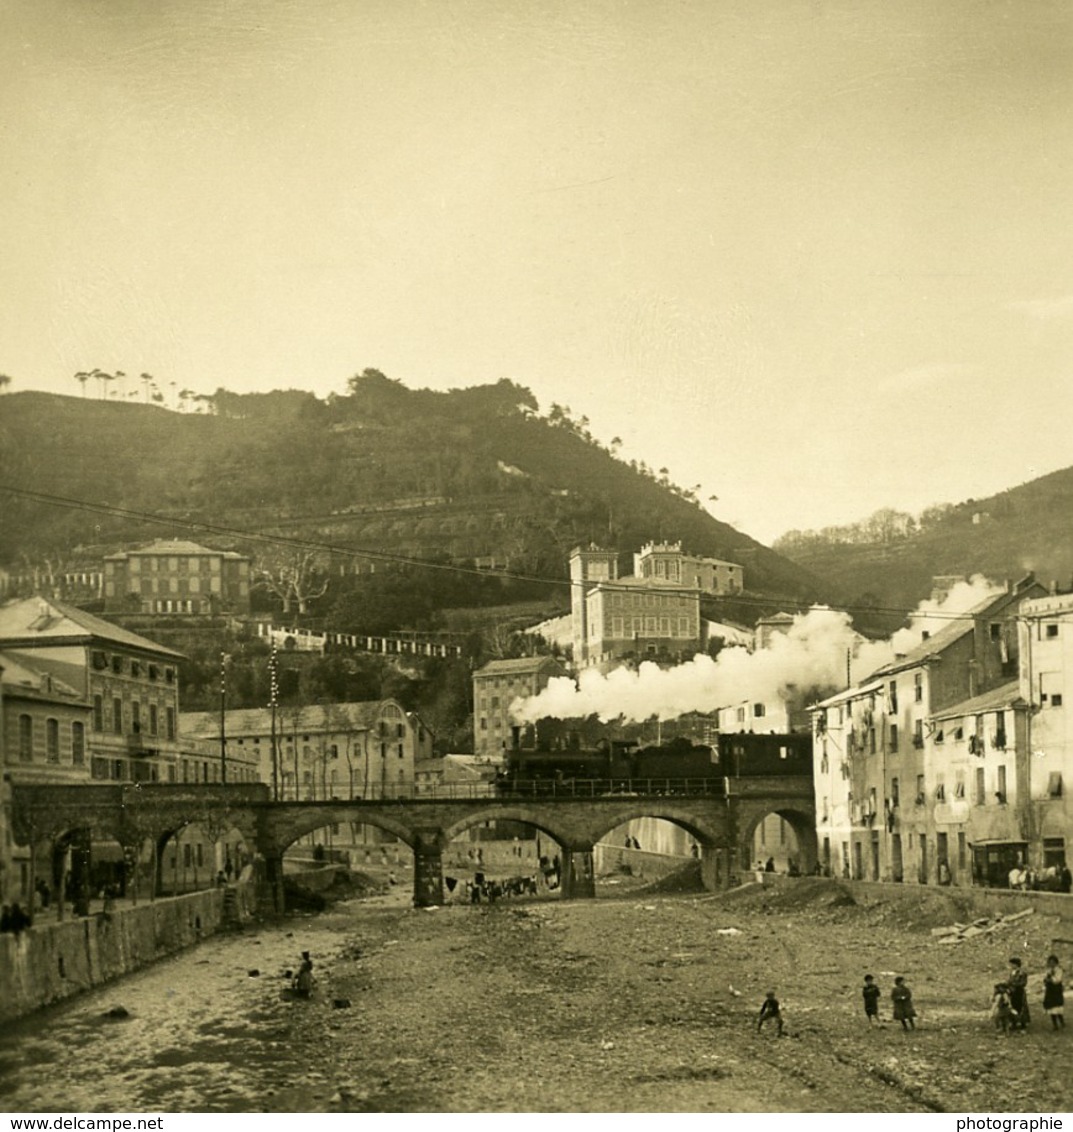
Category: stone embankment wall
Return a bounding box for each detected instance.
[0,882,258,1025]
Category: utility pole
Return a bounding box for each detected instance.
[219,652,229,783]
[269,642,279,801]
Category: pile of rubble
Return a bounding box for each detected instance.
[931,906,1033,943]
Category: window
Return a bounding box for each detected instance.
[397,744,404,759]
[46,718,59,762]
[935,781,945,801]
[166,707,175,740]
[888,681,898,713]
[753,703,766,718]
[891,777,900,805]
[913,720,924,749]
[914,673,923,703]
[955,773,966,799]
[131,701,141,734]
[111,655,123,675]
[113,698,123,734]
[149,704,158,736]
[1048,772,1064,798]
[1043,838,1066,870]
[1047,623,1059,638]
[889,724,899,752]
[72,722,85,765]
[93,695,104,732]
[975,767,986,805]
[916,774,925,805]
[996,765,1007,802]
[958,832,967,870]
[18,714,33,761]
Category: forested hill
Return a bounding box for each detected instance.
[776,468,1073,612]
[0,376,823,610]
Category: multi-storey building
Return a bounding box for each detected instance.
[473,656,567,760]
[1013,592,1073,878]
[180,699,428,800]
[0,597,189,785]
[582,576,703,671]
[633,541,743,595]
[103,539,251,617]
[0,651,93,903]
[569,545,619,666]
[811,576,1046,884]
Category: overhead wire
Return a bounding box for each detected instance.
[0,481,1020,625]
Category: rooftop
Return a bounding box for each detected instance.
[931,681,1027,721]
[0,597,185,658]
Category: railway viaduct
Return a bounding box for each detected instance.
[10,779,817,911]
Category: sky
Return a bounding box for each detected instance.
[2,0,1073,544]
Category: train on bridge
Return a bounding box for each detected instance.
[495,731,813,796]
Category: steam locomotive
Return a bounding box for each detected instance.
[495,731,813,796]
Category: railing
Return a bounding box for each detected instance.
[258,778,727,803]
[489,777,727,800]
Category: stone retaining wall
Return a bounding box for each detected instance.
[0,881,258,1025]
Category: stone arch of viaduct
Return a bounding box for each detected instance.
[11,780,816,910]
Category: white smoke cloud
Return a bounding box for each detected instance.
[510,575,1004,725]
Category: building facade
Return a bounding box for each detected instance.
[811,577,1048,885]
[633,541,743,595]
[103,539,251,617]
[0,597,190,785]
[473,656,567,760]
[0,651,93,904]
[180,699,427,800]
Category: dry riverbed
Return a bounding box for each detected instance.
[1,876,1071,1113]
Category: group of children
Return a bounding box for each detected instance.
[756,957,1065,1036]
[989,955,1065,1034]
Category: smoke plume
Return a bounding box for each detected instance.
[510,575,1002,725]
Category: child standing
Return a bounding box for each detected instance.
[1043,954,1065,1031]
[757,991,784,1036]
[891,976,916,1031]
[990,982,1012,1033]
[862,974,881,1024]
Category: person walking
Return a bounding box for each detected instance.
[891,976,916,1031]
[1043,954,1065,1031]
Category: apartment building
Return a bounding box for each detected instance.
[473,656,567,760]
[0,596,189,785]
[811,576,1047,885]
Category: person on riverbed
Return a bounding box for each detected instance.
[757,991,784,1036]
[1043,954,1065,1031]
[862,974,881,1024]
[990,983,1012,1033]
[891,976,916,1031]
[294,951,314,998]
[1007,957,1030,1031]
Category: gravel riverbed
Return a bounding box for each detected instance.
[1,876,1071,1113]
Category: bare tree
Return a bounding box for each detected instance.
[255,548,330,615]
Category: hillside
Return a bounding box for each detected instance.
[777,468,1073,612]
[0,381,825,618]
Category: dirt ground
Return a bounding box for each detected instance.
[269,873,1073,1113]
[3,871,1071,1114]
